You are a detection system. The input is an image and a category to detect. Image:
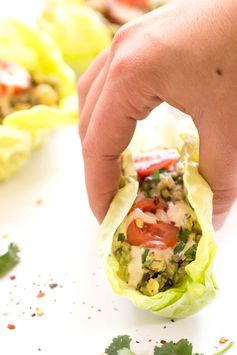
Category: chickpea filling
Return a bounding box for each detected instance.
[0,60,60,122]
[112,148,202,296]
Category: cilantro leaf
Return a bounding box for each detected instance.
[0,243,20,277]
[184,244,197,262]
[151,171,160,184]
[178,229,190,243]
[105,335,134,355]
[118,233,125,242]
[174,241,186,255]
[142,249,149,264]
[154,339,193,355]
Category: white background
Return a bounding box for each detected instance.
[0,1,237,354]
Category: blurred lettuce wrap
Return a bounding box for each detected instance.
[38,3,112,74]
[99,115,217,318]
[0,19,77,179]
[0,126,31,181]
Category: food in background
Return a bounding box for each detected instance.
[38,3,112,74]
[0,60,60,122]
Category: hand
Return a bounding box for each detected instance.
[79,0,237,227]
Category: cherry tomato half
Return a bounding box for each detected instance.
[119,0,148,7]
[130,198,167,213]
[0,60,31,95]
[136,158,175,179]
[127,220,179,249]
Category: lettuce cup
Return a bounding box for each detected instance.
[99,115,217,319]
[0,19,77,180]
[38,2,112,74]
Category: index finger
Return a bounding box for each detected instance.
[82,74,161,222]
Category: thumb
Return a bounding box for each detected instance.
[198,118,237,229]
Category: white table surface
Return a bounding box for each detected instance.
[0,122,236,355]
[0,2,237,354]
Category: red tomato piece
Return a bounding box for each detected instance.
[119,0,148,6]
[130,198,167,213]
[0,60,31,95]
[137,158,175,179]
[127,220,179,249]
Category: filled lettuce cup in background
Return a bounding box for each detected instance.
[0,19,77,181]
[38,0,112,74]
[99,113,217,319]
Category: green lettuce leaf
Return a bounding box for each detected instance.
[0,125,31,181]
[38,4,112,74]
[99,115,217,318]
[0,19,77,177]
[0,19,75,98]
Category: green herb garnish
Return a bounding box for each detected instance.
[118,233,125,242]
[142,249,149,264]
[0,243,20,277]
[105,335,135,355]
[174,241,186,255]
[151,170,160,184]
[178,229,190,243]
[104,335,234,355]
[154,339,193,355]
[142,180,152,198]
[184,244,197,262]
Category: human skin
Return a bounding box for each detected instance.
[78,0,237,226]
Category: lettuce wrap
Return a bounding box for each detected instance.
[38,3,112,74]
[99,113,217,318]
[0,19,77,180]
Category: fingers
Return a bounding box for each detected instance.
[82,87,137,222]
[78,48,110,116]
[82,68,161,221]
[79,63,109,142]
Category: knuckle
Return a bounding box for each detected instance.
[112,25,129,49]
[110,54,131,78]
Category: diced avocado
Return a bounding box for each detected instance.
[140,278,159,296]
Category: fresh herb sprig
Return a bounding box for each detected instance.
[104,335,234,355]
[0,243,20,277]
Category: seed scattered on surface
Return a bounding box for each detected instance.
[219,337,228,344]
[36,198,44,205]
[88,316,91,320]
[49,283,58,289]
[31,313,36,317]
[98,309,101,312]
[171,319,175,322]
[7,324,15,330]
[148,339,152,342]
[10,275,16,281]
[160,340,167,344]
[136,341,140,344]
[37,291,45,298]
[36,307,44,317]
